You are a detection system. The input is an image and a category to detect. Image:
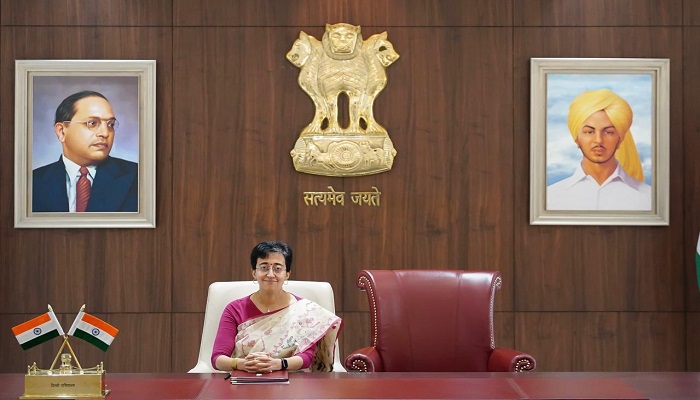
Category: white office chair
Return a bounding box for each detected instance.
[189,280,345,373]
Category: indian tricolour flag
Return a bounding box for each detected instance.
[12,308,65,350]
[68,311,118,351]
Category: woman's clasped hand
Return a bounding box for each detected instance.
[240,352,276,373]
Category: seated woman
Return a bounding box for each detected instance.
[211,241,342,373]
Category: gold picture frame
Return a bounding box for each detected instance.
[530,58,670,226]
[14,60,156,228]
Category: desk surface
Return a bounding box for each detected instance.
[0,372,698,400]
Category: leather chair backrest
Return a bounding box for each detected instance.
[189,280,345,372]
[359,270,501,372]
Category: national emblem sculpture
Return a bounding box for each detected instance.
[287,23,400,176]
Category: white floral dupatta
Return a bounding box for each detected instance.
[233,298,342,372]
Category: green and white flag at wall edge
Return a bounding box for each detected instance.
[696,232,700,291]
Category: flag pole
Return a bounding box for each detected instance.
[64,304,88,371]
[49,338,67,370]
[64,337,83,371]
[48,305,85,372]
[48,305,68,371]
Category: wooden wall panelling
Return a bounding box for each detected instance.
[573,312,685,371]
[514,227,684,311]
[513,0,682,27]
[172,0,511,28]
[338,311,370,363]
[172,312,204,373]
[171,26,255,313]
[336,24,414,313]
[451,26,514,312]
[688,313,700,371]
[171,26,345,315]
[512,26,684,312]
[0,0,173,26]
[686,0,700,26]
[91,313,173,373]
[494,311,516,350]
[515,312,576,371]
[683,28,700,312]
[292,180,346,299]
[516,312,686,372]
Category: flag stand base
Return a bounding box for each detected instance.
[20,364,109,399]
[19,338,109,399]
[20,371,108,399]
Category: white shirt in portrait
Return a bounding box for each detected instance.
[547,163,651,211]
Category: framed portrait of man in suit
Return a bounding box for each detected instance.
[529,58,670,226]
[14,60,156,228]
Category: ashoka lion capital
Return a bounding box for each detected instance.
[287,23,399,177]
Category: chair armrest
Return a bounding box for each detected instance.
[188,361,220,373]
[344,347,383,372]
[487,348,536,372]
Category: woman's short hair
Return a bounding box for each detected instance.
[249,241,293,272]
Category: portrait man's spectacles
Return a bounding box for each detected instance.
[256,264,286,274]
[64,117,119,132]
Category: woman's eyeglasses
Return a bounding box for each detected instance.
[256,264,286,274]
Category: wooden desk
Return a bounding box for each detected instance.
[0,372,698,400]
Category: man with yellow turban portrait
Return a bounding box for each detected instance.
[547,89,651,210]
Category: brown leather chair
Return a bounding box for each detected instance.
[344,270,536,372]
